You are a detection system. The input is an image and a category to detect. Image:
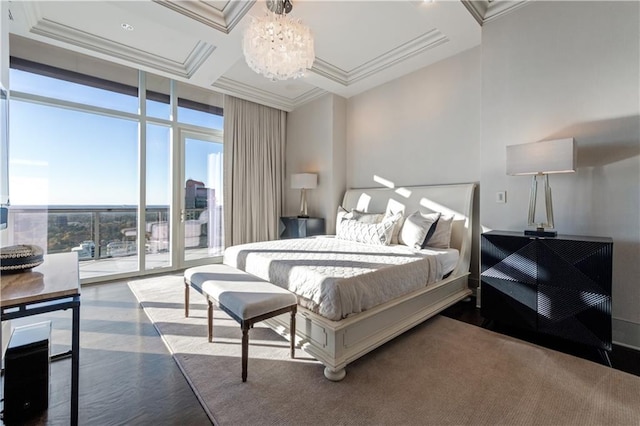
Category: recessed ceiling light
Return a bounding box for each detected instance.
[121,23,134,31]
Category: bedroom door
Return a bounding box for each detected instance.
[179,131,224,266]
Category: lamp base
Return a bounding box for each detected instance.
[524,228,557,237]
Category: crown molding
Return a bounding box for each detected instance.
[152,0,255,34]
[461,1,487,25]
[348,29,448,84]
[484,0,528,22]
[311,60,348,86]
[461,0,529,26]
[311,29,448,88]
[20,1,42,29]
[212,77,326,111]
[181,42,218,79]
[24,9,214,79]
[291,86,328,108]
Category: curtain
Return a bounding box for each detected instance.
[223,95,286,246]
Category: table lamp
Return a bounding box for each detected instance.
[291,173,317,218]
[506,138,576,237]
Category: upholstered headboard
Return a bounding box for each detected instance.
[341,183,476,277]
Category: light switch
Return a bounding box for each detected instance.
[496,191,506,203]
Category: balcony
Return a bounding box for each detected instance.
[3,205,224,280]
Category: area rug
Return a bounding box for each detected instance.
[128,275,640,426]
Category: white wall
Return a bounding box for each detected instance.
[286,94,347,234]
[480,1,640,348]
[346,46,481,189]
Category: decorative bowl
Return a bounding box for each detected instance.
[0,244,45,274]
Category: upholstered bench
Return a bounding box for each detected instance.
[184,264,297,382]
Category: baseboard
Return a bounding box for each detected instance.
[613,317,640,351]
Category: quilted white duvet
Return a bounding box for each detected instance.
[223,236,458,321]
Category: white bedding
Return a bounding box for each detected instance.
[223,236,459,321]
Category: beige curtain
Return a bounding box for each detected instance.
[223,95,286,247]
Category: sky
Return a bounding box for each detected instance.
[8,69,223,206]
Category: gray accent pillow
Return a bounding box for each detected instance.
[424,214,455,249]
[399,211,441,249]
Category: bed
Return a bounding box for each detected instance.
[223,183,476,381]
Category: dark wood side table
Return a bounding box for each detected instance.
[279,216,325,239]
[1,252,81,425]
[480,230,613,365]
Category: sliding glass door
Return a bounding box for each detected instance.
[180,130,223,267]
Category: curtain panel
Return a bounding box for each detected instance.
[223,95,286,246]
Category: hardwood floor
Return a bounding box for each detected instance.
[1,279,211,426]
[441,296,640,378]
[2,282,638,425]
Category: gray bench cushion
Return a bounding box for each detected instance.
[186,264,297,320]
[184,264,236,290]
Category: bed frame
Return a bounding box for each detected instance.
[265,183,477,381]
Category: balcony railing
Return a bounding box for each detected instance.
[4,205,223,280]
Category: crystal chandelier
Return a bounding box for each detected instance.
[243,0,315,81]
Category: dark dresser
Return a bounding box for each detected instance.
[480,230,613,364]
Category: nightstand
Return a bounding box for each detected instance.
[480,230,613,365]
[279,217,325,239]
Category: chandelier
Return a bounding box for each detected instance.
[243,0,315,81]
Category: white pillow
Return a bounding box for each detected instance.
[384,206,406,245]
[390,216,405,245]
[337,213,400,246]
[336,207,383,235]
[335,206,352,234]
[399,211,440,249]
[350,209,385,224]
[384,211,404,244]
[424,214,454,249]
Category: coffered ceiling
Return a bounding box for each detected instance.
[7,1,527,112]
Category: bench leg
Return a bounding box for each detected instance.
[290,307,296,359]
[208,299,214,343]
[241,323,249,382]
[184,281,190,318]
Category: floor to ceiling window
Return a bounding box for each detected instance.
[181,133,224,264]
[145,122,172,271]
[6,49,224,283]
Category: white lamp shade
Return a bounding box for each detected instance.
[291,173,317,189]
[506,138,576,175]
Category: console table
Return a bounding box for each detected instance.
[1,252,80,425]
[480,230,613,365]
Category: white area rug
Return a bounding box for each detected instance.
[129,275,640,426]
